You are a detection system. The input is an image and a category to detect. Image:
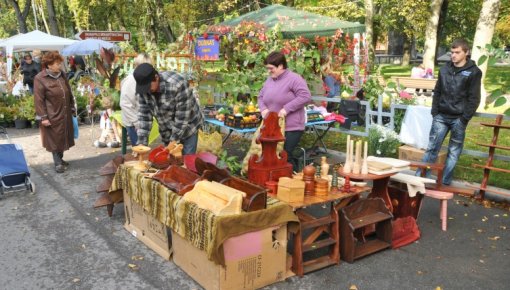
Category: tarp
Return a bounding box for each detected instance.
[61,38,118,56]
[0,30,77,79]
[208,4,365,39]
[0,30,77,52]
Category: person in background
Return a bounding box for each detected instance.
[134,63,203,155]
[258,51,312,171]
[21,54,41,93]
[321,57,341,112]
[411,64,426,78]
[417,39,482,185]
[120,53,152,146]
[34,51,75,173]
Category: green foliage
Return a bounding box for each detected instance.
[14,96,36,121]
[218,149,242,174]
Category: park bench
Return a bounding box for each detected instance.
[390,76,437,95]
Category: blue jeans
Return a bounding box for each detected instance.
[416,114,467,185]
[126,126,138,145]
[181,132,198,155]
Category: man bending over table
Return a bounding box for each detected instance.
[133,63,203,155]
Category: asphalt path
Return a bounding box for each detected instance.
[1,125,509,290]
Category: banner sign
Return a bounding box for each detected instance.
[195,37,219,61]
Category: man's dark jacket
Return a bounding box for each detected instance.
[431,59,482,124]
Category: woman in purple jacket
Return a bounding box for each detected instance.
[258,51,312,171]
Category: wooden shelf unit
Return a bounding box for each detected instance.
[340,198,393,263]
[474,115,510,200]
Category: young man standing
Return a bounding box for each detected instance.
[418,39,482,185]
[133,63,203,155]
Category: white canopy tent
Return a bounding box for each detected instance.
[0,30,77,79]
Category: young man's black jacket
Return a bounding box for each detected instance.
[431,59,482,124]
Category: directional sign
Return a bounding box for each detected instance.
[75,31,131,42]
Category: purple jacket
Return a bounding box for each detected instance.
[258,70,311,131]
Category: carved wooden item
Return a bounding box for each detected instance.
[340,198,393,263]
[152,165,201,195]
[197,158,267,211]
[182,180,245,216]
[247,112,293,186]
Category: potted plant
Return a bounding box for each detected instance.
[0,106,14,127]
[14,97,36,129]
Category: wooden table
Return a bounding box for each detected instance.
[282,186,370,277]
[337,171,396,212]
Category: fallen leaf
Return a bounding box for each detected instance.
[349,285,358,290]
[417,271,423,275]
[448,217,454,220]
[81,244,86,249]
[488,236,500,241]
[131,255,144,261]
[128,263,139,270]
[86,212,91,216]
[482,216,488,222]
[60,210,64,213]
[477,229,484,233]
[435,287,442,290]
[503,214,508,217]
[72,278,80,283]
[500,226,507,230]
[95,217,99,221]
[479,259,485,264]
[464,213,468,217]
[494,214,500,217]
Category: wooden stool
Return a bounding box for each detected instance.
[424,189,454,231]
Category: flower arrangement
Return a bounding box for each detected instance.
[367,124,401,158]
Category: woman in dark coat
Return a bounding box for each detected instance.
[34,51,75,173]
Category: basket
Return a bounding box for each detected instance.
[224,114,261,129]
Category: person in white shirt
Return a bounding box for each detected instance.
[120,53,152,146]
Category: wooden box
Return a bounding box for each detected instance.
[398,145,446,175]
[277,177,305,203]
[152,165,201,195]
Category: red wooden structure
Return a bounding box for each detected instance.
[247,112,293,187]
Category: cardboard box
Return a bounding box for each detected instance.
[123,191,172,260]
[398,145,447,175]
[173,225,288,290]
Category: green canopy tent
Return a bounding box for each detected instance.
[208,4,365,38]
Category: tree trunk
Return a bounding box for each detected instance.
[402,36,411,66]
[37,2,50,34]
[364,0,375,72]
[155,0,176,43]
[146,3,158,45]
[422,0,444,71]
[387,31,404,55]
[8,0,31,33]
[435,0,449,65]
[46,0,59,36]
[471,0,501,107]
